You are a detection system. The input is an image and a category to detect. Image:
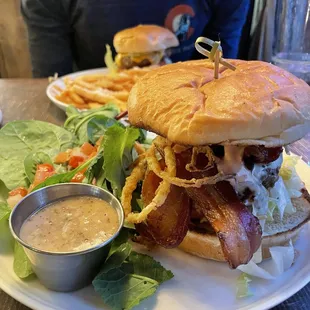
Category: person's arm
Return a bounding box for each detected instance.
[203,0,250,59]
[21,0,73,77]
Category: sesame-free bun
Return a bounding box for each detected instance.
[127,59,310,146]
[178,195,310,261]
[113,25,179,54]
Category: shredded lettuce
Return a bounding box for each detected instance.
[269,177,295,220]
[104,44,118,74]
[280,154,299,181]
[280,153,304,198]
[236,273,253,298]
[237,241,294,280]
[266,198,277,222]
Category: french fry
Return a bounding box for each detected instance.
[68,89,85,105]
[74,79,97,90]
[112,91,129,101]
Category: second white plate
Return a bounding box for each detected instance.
[46,68,109,111]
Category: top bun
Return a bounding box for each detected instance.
[128,59,310,146]
[113,25,179,54]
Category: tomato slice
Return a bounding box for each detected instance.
[9,187,28,197]
[80,142,96,156]
[68,156,85,168]
[71,172,85,183]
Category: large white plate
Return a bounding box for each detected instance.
[46,68,109,111]
[1,159,310,310]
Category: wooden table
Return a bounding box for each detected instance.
[0,78,309,310]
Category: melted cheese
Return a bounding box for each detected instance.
[115,51,164,67]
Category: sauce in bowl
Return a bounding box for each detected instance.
[20,196,119,253]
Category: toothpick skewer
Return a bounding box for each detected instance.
[195,37,236,79]
[214,49,220,79]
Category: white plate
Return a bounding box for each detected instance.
[1,159,310,310]
[46,68,109,111]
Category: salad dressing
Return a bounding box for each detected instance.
[20,196,119,252]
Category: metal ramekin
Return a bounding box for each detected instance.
[9,183,124,292]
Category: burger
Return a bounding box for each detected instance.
[113,25,179,70]
[121,59,310,269]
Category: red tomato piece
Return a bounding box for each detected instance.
[68,156,85,168]
[71,172,85,183]
[32,164,55,187]
[9,187,28,197]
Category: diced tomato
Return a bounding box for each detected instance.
[68,156,85,168]
[32,164,55,187]
[37,164,54,172]
[80,142,96,156]
[9,187,28,197]
[54,151,70,164]
[71,172,85,183]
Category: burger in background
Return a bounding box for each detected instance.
[113,25,179,70]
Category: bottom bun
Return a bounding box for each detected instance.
[179,194,310,262]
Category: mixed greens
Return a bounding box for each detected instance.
[0,105,173,310]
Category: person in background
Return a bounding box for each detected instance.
[21,0,250,78]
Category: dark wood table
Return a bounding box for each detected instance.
[0,78,309,310]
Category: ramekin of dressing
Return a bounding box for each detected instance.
[9,183,124,292]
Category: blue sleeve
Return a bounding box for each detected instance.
[204,0,250,58]
[21,0,73,77]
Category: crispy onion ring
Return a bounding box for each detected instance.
[126,145,176,223]
[147,144,232,187]
[185,146,215,172]
[121,156,147,217]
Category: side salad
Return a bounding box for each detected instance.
[0,105,173,310]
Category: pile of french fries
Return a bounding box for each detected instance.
[54,67,154,111]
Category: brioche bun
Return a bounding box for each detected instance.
[178,194,310,261]
[128,59,310,147]
[113,25,179,54]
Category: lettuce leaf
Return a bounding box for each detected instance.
[93,239,173,310]
[104,44,118,74]
[280,153,304,198]
[103,125,140,198]
[87,115,121,144]
[236,273,253,298]
[0,202,11,222]
[269,177,295,220]
[0,121,73,189]
[13,241,33,279]
[0,179,9,203]
[64,105,119,144]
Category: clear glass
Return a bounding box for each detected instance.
[272,0,310,82]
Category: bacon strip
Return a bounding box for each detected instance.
[176,151,262,268]
[243,146,283,164]
[136,169,190,248]
[186,181,262,268]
